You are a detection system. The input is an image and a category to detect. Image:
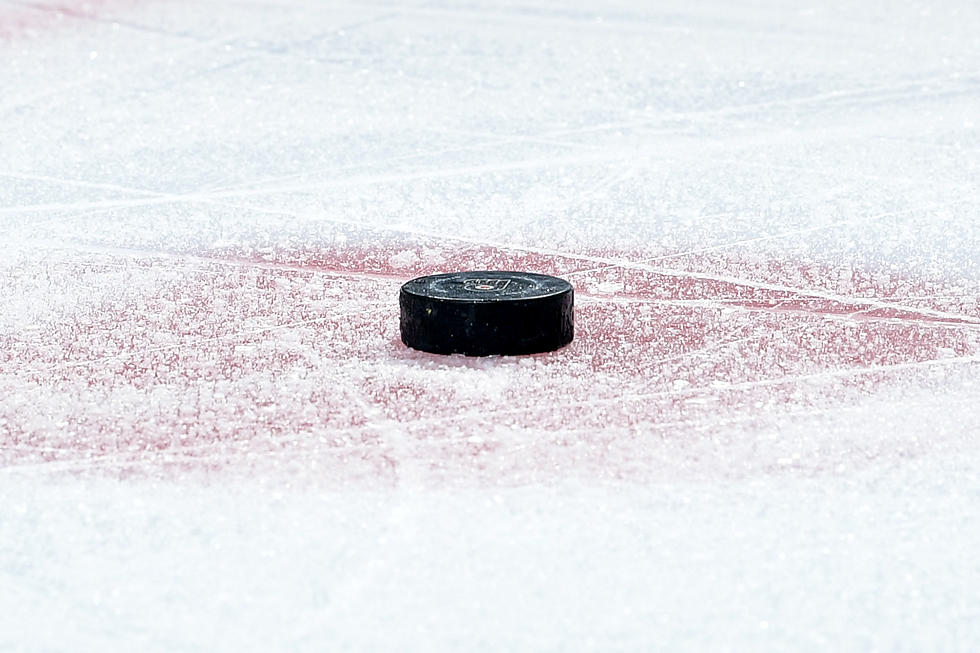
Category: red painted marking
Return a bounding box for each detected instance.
[2,239,978,485]
[0,1,140,41]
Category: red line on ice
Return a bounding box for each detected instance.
[0,1,142,41]
[2,239,978,485]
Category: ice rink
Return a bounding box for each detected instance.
[2,0,980,650]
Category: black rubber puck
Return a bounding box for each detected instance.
[400,271,574,356]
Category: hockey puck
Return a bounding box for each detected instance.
[400,271,574,356]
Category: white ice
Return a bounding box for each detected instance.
[2,0,980,650]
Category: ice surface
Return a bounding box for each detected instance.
[2,0,980,650]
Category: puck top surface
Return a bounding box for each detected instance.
[401,271,571,303]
